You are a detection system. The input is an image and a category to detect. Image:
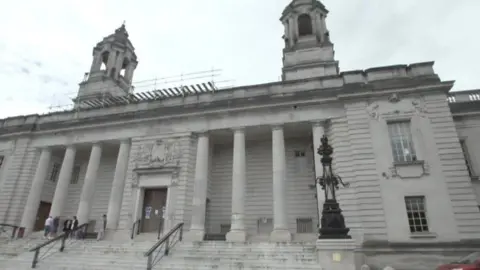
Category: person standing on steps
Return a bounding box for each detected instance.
[96,214,107,241]
[71,216,79,239]
[44,216,53,239]
[52,216,60,237]
[63,217,73,235]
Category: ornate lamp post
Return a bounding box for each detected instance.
[316,135,351,239]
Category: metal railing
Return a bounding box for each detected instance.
[144,222,184,270]
[29,223,88,268]
[131,219,141,239]
[0,223,21,239]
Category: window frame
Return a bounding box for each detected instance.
[387,121,417,163]
[404,196,429,234]
[70,164,81,184]
[49,163,61,183]
[459,139,476,178]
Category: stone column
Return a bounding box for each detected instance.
[20,148,52,233]
[270,125,291,242]
[76,143,102,224]
[312,121,325,226]
[316,13,323,42]
[50,145,76,217]
[185,132,209,241]
[226,128,247,242]
[288,17,295,47]
[106,140,131,230]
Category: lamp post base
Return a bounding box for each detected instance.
[318,199,351,239]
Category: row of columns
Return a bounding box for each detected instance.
[20,140,131,234]
[186,122,326,242]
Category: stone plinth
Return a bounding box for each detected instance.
[316,239,356,270]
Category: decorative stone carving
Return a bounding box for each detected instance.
[130,172,139,188]
[388,161,430,179]
[366,103,380,120]
[412,99,428,116]
[388,93,400,103]
[134,139,181,167]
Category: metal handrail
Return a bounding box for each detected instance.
[29,223,88,268]
[144,222,184,270]
[131,219,141,239]
[0,223,21,239]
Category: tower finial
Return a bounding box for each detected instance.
[122,20,126,27]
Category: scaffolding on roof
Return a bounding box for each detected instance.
[44,68,234,114]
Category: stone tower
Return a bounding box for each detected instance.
[281,0,339,81]
[75,23,138,105]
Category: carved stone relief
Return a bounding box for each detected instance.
[388,93,400,103]
[366,102,380,120]
[412,99,428,117]
[133,139,181,168]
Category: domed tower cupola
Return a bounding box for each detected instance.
[75,23,138,105]
[280,0,339,81]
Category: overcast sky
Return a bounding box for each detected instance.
[0,0,479,119]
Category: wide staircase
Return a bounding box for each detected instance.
[0,223,324,270]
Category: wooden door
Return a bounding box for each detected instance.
[34,201,51,231]
[141,188,167,233]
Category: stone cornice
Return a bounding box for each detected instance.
[0,80,451,138]
[0,61,461,138]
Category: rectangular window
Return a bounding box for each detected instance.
[71,165,81,184]
[220,224,231,234]
[460,139,474,177]
[404,196,429,233]
[294,150,307,171]
[50,163,61,182]
[257,218,273,235]
[388,121,417,163]
[296,218,313,233]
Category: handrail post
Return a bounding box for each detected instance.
[147,254,153,270]
[32,249,39,268]
[136,219,140,235]
[179,225,183,241]
[11,226,17,239]
[164,236,170,256]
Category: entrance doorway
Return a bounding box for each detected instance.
[141,188,168,233]
[34,201,51,231]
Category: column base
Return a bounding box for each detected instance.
[269,229,291,242]
[183,229,205,242]
[316,239,356,270]
[226,230,247,242]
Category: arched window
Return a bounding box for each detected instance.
[100,51,109,70]
[298,14,313,36]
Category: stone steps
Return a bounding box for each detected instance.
[1,240,323,270]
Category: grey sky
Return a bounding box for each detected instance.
[0,0,479,119]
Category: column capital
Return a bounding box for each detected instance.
[271,124,284,131]
[195,131,209,138]
[231,127,246,133]
[119,138,131,144]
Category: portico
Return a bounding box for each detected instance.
[185,121,328,242]
[19,139,131,235]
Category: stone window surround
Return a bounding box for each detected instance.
[403,193,438,239]
[383,113,430,179]
[459,136,479,181]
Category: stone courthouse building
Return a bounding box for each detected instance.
[1,0,480,265]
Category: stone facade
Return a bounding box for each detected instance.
[0,0,480,269]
